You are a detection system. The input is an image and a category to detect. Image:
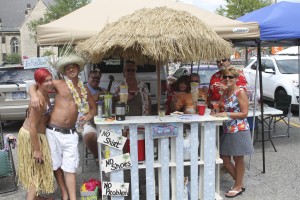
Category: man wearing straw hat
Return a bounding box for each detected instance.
[29,54,97,200]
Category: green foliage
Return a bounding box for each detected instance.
[215,0,272,19]
[28,0,91,40]
[5,53,21,64]
[42,50,55,57]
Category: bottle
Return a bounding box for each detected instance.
[104,94,112,117]
[76,112,84,133]
[98,101,102,118]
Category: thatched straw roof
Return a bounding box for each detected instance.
[76,7,233,63]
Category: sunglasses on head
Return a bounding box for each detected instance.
[217,59,228,63]
[126,69,136,72]
[223,75,235,79]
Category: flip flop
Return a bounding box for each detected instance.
[34,196,54,200]
[227,187,245,193]
[225,189,242,198]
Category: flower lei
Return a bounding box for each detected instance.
[65,78,89,114]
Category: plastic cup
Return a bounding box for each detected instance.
[120,84,128,93]
[159,105,166,117]
[210,101,219,112]
[190,82,198,89]
[120,93,128,104]
[197,104,206,115]
[191,90,199,101]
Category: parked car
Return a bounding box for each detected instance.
[0,65,55,121]
[80,58,168,112]
[0,65,35,121]
[243,56,299,110]
[167,65,219,90]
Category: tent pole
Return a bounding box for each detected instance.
[298,40,300,120]
[257,40,266,173]
[157,61,161,114]
[249,46,259,170]
[245,47,248,66]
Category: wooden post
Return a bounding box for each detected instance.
[157,61,161,113]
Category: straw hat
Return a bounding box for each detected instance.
[56,54,85,75]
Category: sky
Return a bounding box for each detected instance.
[182,0,300,12]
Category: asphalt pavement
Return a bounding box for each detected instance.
[0,112,300,200]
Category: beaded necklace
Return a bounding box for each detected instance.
[65,78,89,114]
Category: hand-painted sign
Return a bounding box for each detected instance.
[151,123,178,139]
[102,182,129,196]
[101,153,131,173]
[98,129,127,150]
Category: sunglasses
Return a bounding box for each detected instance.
[223,75,235,79]
[126,69,136,72]
[190,80,199,83]
[217,59,228,63]
[89,76,100,80]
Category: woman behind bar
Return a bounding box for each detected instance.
[18,68,54,200]
[211,67,254,198]
[113,60,151,116]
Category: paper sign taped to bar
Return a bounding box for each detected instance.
[151,123,178,139]
[98,129,127,150]
[102,181,129,196]
[101,153,132,173]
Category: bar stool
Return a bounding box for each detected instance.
[81,142,95,173]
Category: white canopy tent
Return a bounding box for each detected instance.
[36,0,260,45]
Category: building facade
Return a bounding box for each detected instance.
[20,1,48,59]
[0,0,50,64]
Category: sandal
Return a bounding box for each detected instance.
[225,189,242,198]
[34,196,54,200]
[227,186,245,193]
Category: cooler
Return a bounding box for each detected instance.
[124,127,145,161]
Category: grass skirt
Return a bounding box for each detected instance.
[17,127,54,194]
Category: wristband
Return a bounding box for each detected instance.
[227,112,230,118]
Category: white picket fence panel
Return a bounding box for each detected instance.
[95,115,224,200]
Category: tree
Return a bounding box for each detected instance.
[28,0,91,40]
[5,53,21,64]
[215,0,272,19]
[42,50,55,57]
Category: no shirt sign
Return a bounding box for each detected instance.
[97,129,127,150]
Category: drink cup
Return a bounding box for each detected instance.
[190,82,198,89]
[211,101,219,113]
[120,93,128,104]
[120,84,128,93]
[197,104,206,116]
[191,90,199,102]
[159,105,166,117]
[190,82,199,102]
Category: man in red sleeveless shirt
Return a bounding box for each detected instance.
[207,58,247,109]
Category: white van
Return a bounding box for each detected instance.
[80,58,167,114]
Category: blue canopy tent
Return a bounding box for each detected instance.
[235,1,300,173]
[237,1,300,43]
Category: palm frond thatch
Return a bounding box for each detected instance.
[76,7,233,63]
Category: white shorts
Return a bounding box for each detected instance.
[82,122,97,137]
[46,128,79,173]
